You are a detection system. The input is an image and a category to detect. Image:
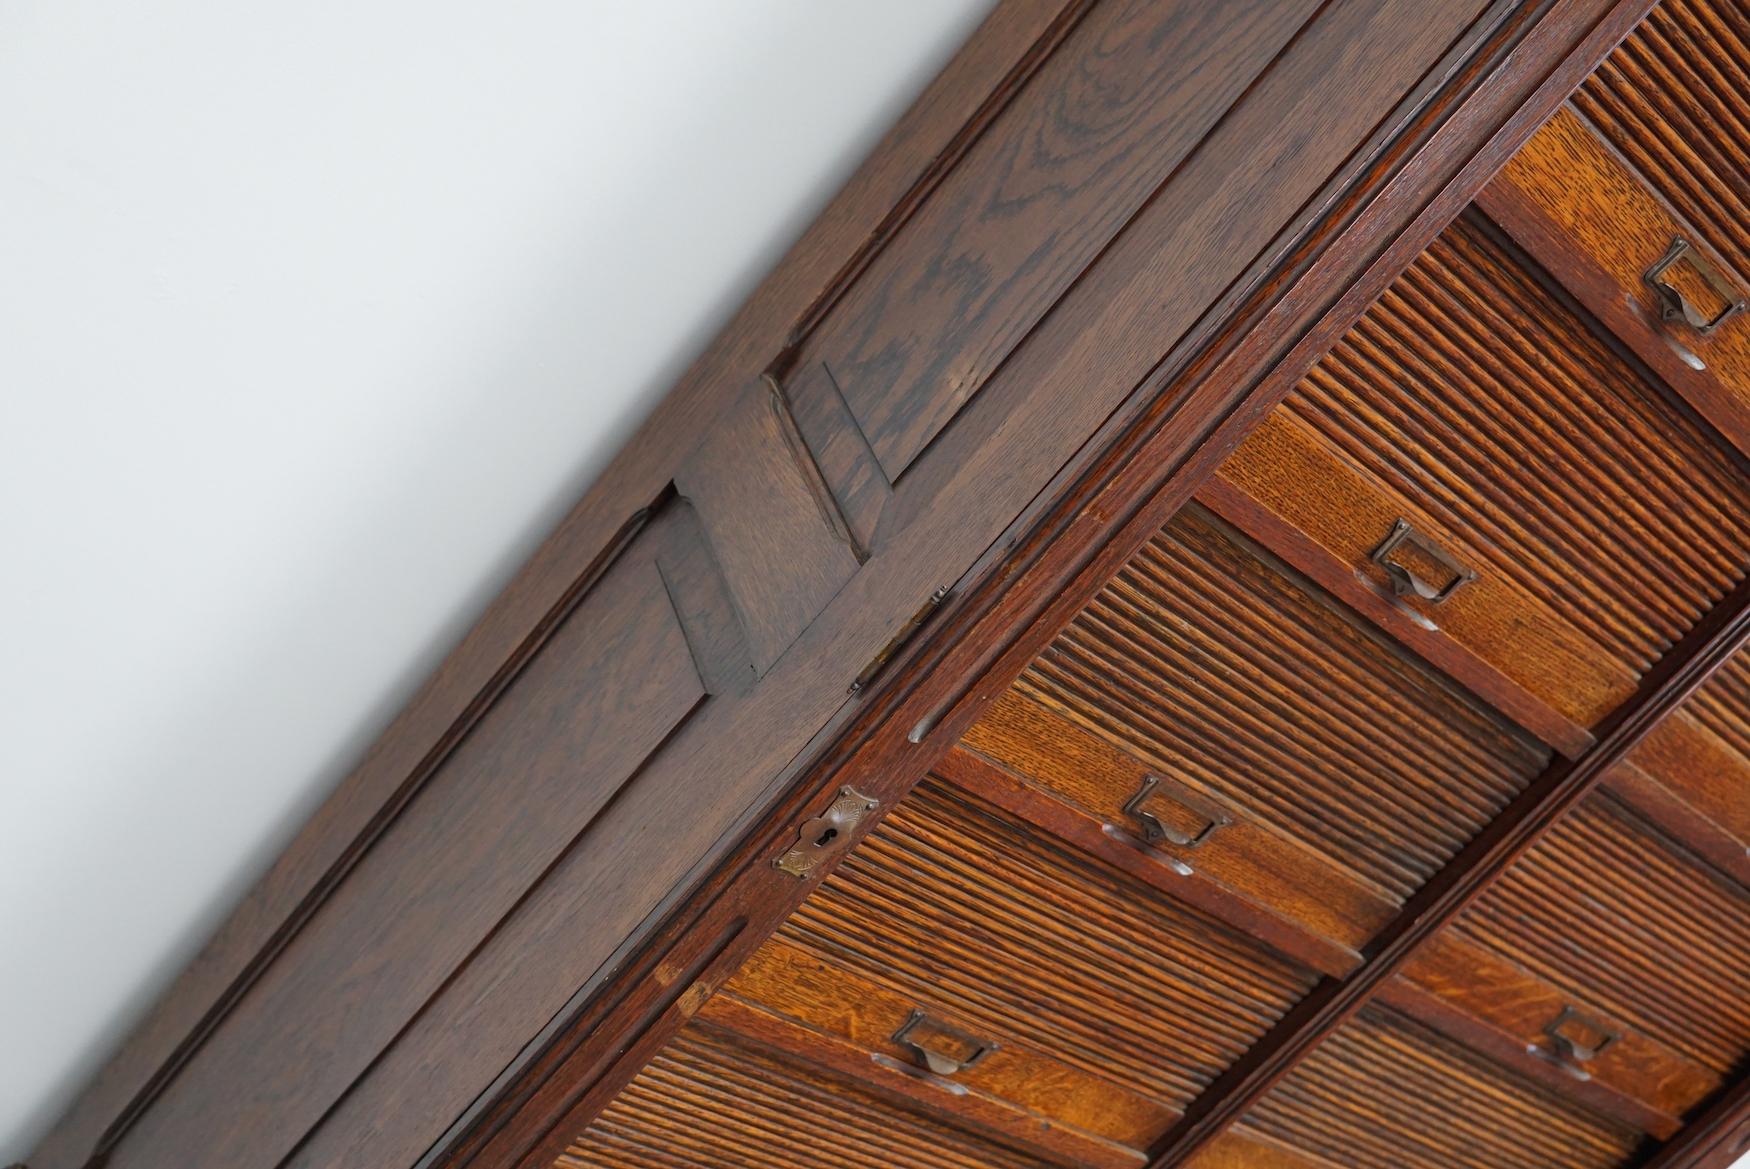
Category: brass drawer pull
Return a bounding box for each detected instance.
[1370,518,1476,605]
[1527,1005,1619,1082]
[1644,236,1747,335]
[892,1009,997,1077]
[1122,775,1232,850]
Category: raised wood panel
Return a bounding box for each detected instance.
[754,777,1319,1133]
[1216,211,1750,733]
[1234,1006,1649,1169]
[802,0,1319,483]
[1449,794,1750,1080]
[676,378,862,674]
[110,500,738,1169]
[789,0,1496,555]
[975,503,1547,925]
[558,1022,1059,1169]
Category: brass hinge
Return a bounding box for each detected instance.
[847,586,950,695]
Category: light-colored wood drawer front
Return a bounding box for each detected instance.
[718,776,1321,1162]
[1215,211,1750,738]
[1413,793,1750,1128]
[1231,1006,1649,1169]
[1396,931,1720,1131]
[964,503,1548,954]
[1622,648,1750,861]
[559,1021,1063,1169]
[1479,0,1750,457]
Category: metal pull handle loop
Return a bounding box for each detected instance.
[891,1010,997,1078]
[1370,518,1477,605]
[1122,775,1232,850]
[1645,236,1747,335]
[1527,1005,1619,1082]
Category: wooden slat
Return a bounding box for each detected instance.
[1395,930,1718,1127]
[1375,977,1684,1140]
[1196,474,1593,757]
[710,944,1165,1162]
[1232,1006,1648,1169]
[697,992,1143,1169]
[1213,209,1750,739]
[416,4,1665,1168]
[557,1022,1060,1169]
[938,745,1369,979]
[1637,1076,1750,1169]
[1144,576,1750,1167]
[1477,102,1750,460]
[1452,795,1750,1078]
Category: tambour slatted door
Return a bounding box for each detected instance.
[41,4,1750,1169]
[1210,209,1750,749]
[961,503,1551,960]
[1397,792,1749,1128]
[554,6,1750,1163]
[1212,1007,1650,1169]
[557,1023,1058,1169]
[598,776,1321,1166]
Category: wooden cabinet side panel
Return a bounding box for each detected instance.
[39,1,1563,1167]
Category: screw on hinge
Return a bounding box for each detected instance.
[847,586,951,696]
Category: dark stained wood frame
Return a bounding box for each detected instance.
[417,2,1675,1168]
[1639,1078,1750,1169]
[1146,579,1750,1167]
[33,2,1749,1169]
[25,4,1094,1165]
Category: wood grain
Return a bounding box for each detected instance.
[106,502,730,1169]
[557,1022,1060,1169]
[675,378,862,673]
[807,0,1320,481]
[709,951,1155,1166]
[22,4,1091,1167]
[1398,929,1719,1124]
[39,3,1694,1169]
[1236,1007,1648,1169]
[1144,570,1750,1167]
[1216,210,1750,731]
[1451,794,1750,1078]
[936,745,1368,979]
[437,5,1669,1168]
[1479,100,1750,459]
[1009,503,1550,904]
[1636,1075,1750,1169]
[767,777,1319,1121]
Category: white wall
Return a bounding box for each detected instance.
[0,1,995,1158]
